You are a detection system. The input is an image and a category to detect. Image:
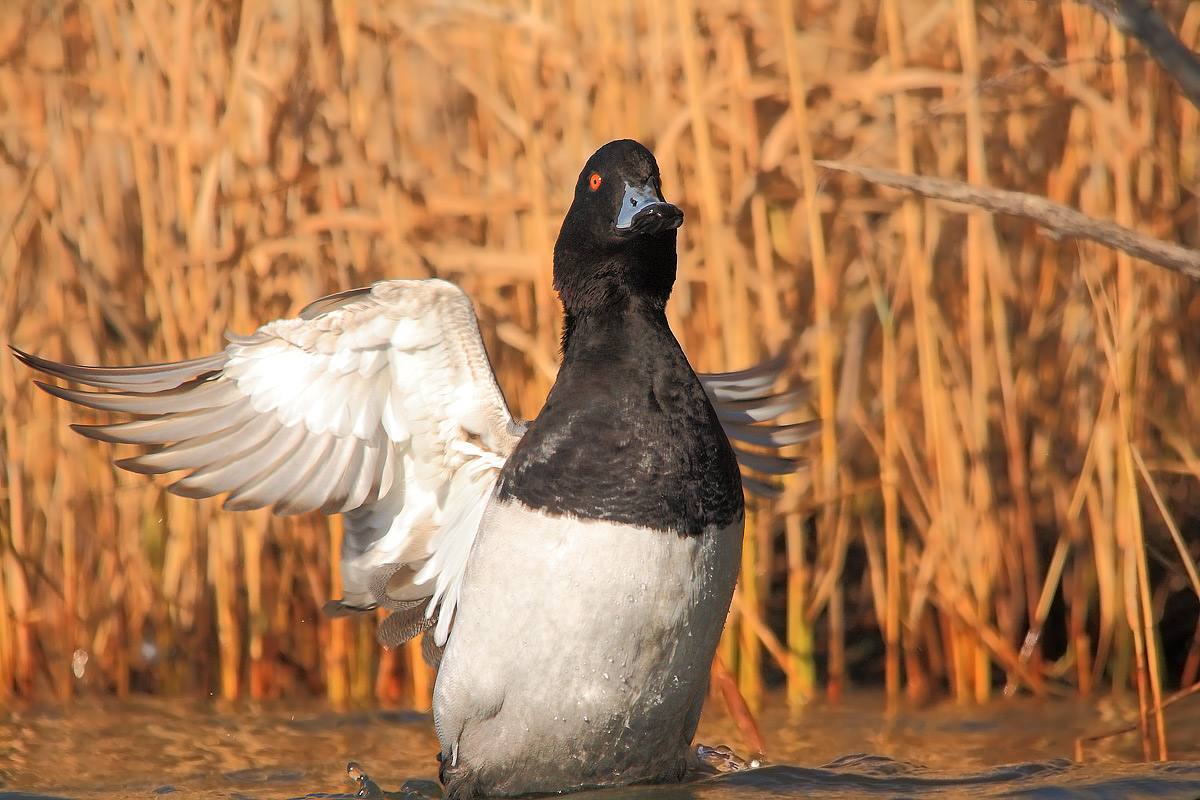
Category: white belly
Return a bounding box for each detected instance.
[432,497,743,797]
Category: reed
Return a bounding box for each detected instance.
[1,0,1197,753]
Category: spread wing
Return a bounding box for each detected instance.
[12,278,516,647]
[13,278,814,654]
[698,356,819,497]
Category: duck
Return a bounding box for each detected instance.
[13,139,814,798]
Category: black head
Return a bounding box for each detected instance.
[553,140,683,316]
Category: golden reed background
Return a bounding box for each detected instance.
[2,0,1199,748]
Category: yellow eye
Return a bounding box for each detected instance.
[589,173,602,191]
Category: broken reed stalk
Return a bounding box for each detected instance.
[1075,678,1200,761]
[814,161,1200,280]
[880,0,918,712]
[0,0,1197,747]
[1110,23,1167,756]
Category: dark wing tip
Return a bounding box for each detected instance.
[700,354,820,499]
[732,447,806,476]
[12,346,226,392]
[69,422,125,444]
[297,286,375,320]
[741,474,784,499]
[11,345,63,378]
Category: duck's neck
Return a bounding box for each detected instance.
[551,231,677,348]
[558,295,673,366]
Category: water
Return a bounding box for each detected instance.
[3,692,1200,799]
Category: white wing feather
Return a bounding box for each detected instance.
[16,279,519,645]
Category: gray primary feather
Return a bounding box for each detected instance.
[696,353,789,400]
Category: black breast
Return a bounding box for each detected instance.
[495,303,743,537]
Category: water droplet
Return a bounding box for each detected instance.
[71,649,88,678]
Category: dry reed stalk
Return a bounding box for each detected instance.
[245,513,268,699]
[325,515,349,708]
[406,637,433,709]
[738,508,763,712]
[674,0,761,706]
[1008,531,1072,697]
[731,18,807,708]
[1,444,32,703]
[880,0,919,711]
[212,514,241,700]
[870,250,904,706]
[776,0,844,706]
[1083,221,1163,757]
[952,0,1001,704]
[1107,17,1168,755]
[1146,429,1200,598]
